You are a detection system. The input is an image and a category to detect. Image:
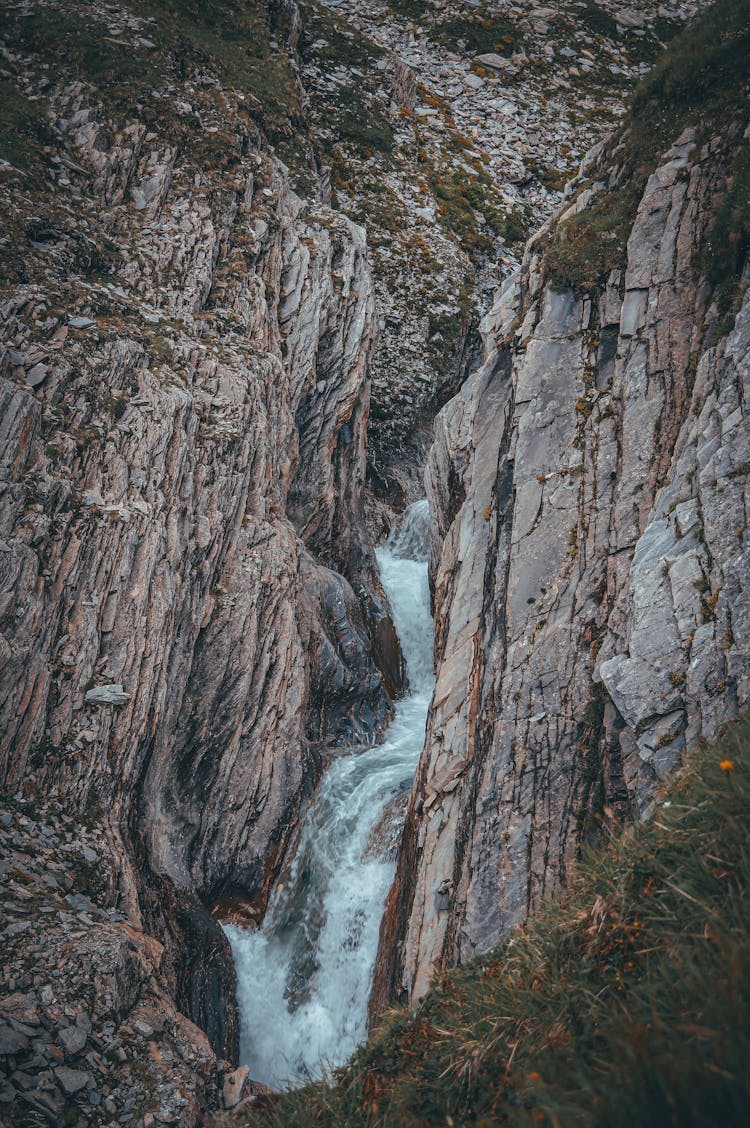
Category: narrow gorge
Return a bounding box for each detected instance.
[226,499,432,1087]
[0,1,748,1126]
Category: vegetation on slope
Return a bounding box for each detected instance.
[1,0,303,138]
[545,0,750,297]
[230,717,750,1127]
[0,0,312,286]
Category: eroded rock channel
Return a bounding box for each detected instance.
[225,500,432,1086]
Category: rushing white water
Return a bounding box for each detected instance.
[224,499,433,1088]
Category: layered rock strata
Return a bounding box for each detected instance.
[0,0,402,1118]
[374,117,750,1008]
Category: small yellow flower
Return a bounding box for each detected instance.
[720,760,735,773]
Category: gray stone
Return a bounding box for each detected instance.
[474,52,519,75]
[0,1024,30,1055]
[26,363,48,387]
[59,1024,87,1055]
[3,920,32,937]
[20,1088,63,1120]
[84,684,130,706]
[54,1065,91,1094]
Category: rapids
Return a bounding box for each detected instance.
[224,499,433,1087]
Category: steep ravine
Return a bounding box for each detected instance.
[372,10,750,1011]
[225,500,433,1089]
[1,1,748,1125]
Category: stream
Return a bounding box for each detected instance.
[224,499,433,1088]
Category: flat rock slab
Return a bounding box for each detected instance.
[84,684,130,706]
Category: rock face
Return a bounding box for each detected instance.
[0,114,389,878]
[0,0,403,1114]
[373,116,750,1008]
[2,0,746,1114]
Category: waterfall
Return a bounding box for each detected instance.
[224,499,433,1088]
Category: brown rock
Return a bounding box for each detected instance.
[222,1065,249,1109]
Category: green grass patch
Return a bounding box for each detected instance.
[0,0,303,143]
[417,112,530,257]
[386,0,424,19]
[431,12,524,58]
[546,0,750,293]
[301,0,385,71]
[0,76,54,185]
[1,4,158,102]
[574,0,620,40]
[136,0,302,141]
[699,139,750,337]
[234,716,750,1127]
[426,159,528,259]
[298,1,392,170]
[425,276,475,378]
[334,94,393,156]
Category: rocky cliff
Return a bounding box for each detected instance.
[2,0,748,1122]
[0,0,403,1121]
[373,0,750,1009]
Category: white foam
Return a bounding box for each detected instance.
[224,501,434,1087]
